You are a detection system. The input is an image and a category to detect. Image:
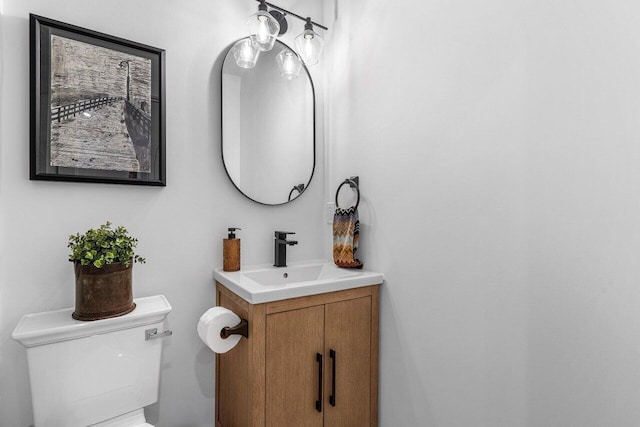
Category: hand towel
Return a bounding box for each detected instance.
[333,205,363,269]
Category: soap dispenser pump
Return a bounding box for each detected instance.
[223,228,241,272]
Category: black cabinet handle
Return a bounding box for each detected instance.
[329,349,336,406]
[316,353,323,412]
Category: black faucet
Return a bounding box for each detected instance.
[274,231,298,267]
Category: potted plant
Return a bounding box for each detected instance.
[68,221,145,321]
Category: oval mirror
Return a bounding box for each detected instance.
[222,39,315,205]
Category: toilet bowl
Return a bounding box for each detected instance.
[12,295,172,427]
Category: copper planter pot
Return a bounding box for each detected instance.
[72,261,136,321]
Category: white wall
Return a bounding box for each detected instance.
[0,1,324,426]
[327,0,640,426]
[525,1,640,425]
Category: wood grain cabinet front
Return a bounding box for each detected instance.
[215,283,379,427]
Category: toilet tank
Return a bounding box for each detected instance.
[12,295,172,427]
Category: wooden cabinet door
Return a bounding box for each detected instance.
[266,305,325,427]
[324,297,372,427]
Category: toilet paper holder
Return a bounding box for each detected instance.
[220,318,249,339]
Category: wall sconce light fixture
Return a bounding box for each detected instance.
[232,38,261,68]
[295,17,324,66]
[247,0,280,52]
[242,0,327,67]
[276,48,302,80]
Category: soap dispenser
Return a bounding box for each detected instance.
[223,228,241,272]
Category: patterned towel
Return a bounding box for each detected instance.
[333,206,363,269]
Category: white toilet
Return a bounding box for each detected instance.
[11,294,172,427]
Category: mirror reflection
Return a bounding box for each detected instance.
[222,39,315,205]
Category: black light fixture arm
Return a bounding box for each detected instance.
[256,0,328,31]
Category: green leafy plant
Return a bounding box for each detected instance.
[68,222,146,268]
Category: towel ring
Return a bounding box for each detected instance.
[335,178,360,210]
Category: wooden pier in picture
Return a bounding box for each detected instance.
[50,98,140,172]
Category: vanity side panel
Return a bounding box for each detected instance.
[216,283,251,427]
[371,285,380,426]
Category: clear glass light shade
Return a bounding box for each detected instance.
[276,49,302,80]
[295,29,324,65]
[232,38,260,68]
[247,10,280,51]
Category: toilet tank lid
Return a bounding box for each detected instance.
[11,295,172,348]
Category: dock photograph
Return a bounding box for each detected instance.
[48,34,152,173]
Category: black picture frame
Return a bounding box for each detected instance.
[30,14,166,186]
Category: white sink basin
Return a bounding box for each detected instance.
[214,260,384,303]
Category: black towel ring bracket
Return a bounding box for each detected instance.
[335,176,360,210]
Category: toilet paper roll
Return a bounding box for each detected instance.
[197,307,242,353]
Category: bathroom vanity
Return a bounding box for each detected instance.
[214,262,382,426]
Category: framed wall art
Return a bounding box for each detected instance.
[30,14,166,186]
